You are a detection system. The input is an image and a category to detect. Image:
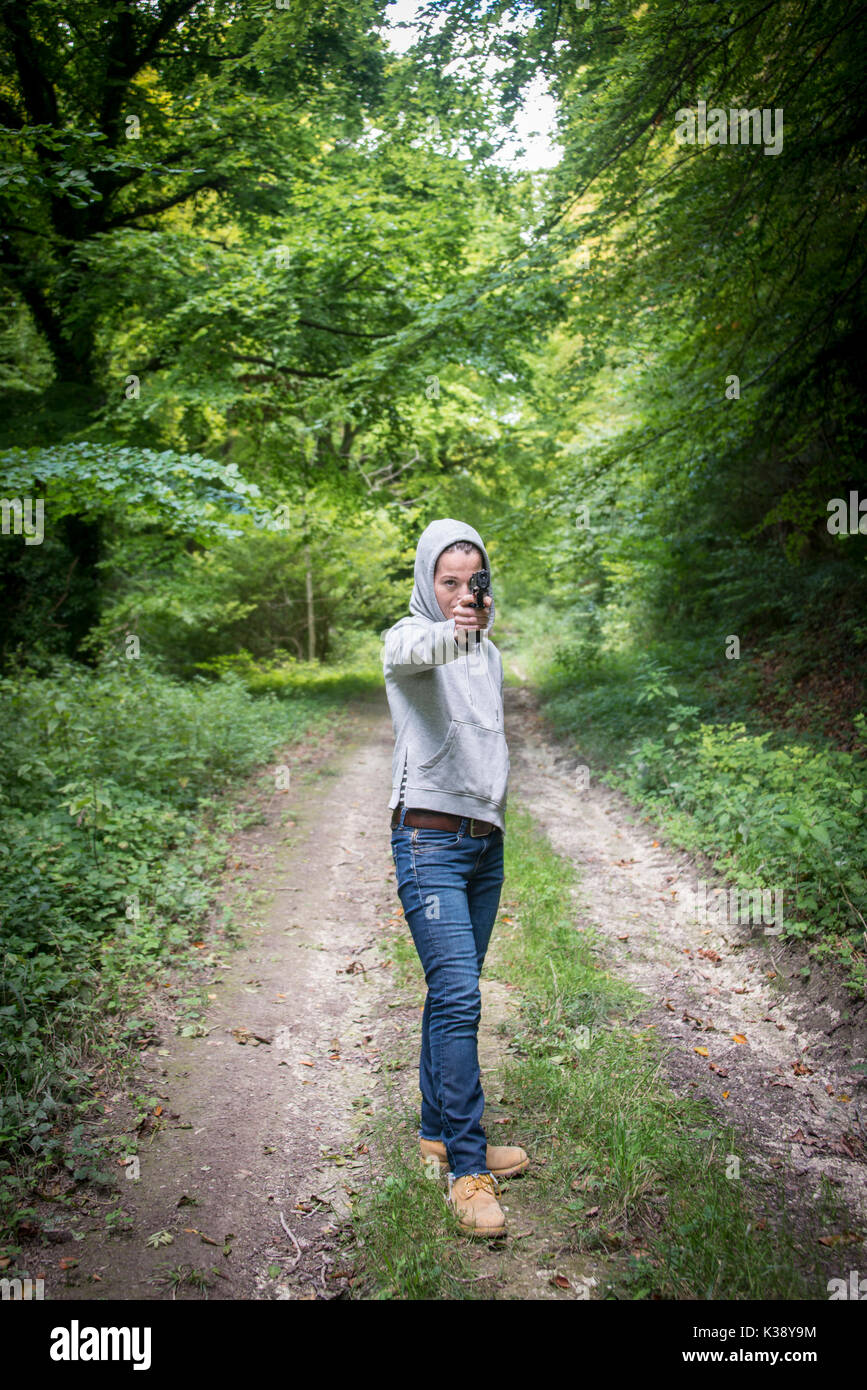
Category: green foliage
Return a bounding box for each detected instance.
[0,0,389,391]
[0,443,268,663]
[197,641,383,701]
[0,444,261,536]
[79,505,408,673]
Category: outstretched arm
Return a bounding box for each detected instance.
[384,620,460,676]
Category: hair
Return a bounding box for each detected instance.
[437,540,483,563]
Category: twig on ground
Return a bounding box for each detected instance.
[278,1211,302,1268]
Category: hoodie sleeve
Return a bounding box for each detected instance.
[383,619,462,677]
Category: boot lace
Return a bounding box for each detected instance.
[461,1172,500,1197]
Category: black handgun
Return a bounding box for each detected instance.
[468,569,490,648]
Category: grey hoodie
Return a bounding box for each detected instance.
[383,518,508,829]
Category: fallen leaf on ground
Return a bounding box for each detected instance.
[829,1135,861,1158]
[787,1128,819,1146]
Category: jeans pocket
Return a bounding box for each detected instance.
[410,827,462,853]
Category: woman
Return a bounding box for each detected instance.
[383,518,529,1238]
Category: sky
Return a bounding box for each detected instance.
[382,0,563,172]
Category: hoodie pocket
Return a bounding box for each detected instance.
[416,719,509,806]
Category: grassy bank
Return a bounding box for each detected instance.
[499,610,867,991]
[350,810,817,1300]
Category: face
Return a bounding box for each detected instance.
[433,547,484,620]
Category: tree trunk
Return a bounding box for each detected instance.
[304,545,316,661]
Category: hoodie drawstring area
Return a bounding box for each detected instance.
[465,634,500,716]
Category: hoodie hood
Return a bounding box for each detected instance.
[409,518,494,625]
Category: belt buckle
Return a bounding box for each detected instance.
[469,818,486,838]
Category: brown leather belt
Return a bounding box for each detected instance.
[391,806,496,837]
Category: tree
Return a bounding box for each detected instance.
[0,0,388,398]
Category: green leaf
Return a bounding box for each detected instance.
[807,823,832,849]
[145,1230,174,1248]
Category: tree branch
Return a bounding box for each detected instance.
[297,316,391,340]
[102,176,229,229]
[231,353,337,381]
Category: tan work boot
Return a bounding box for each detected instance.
[448,1172,506,1238]
[420,1137,529,1179]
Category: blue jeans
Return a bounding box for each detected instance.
[391,808,505,1178]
